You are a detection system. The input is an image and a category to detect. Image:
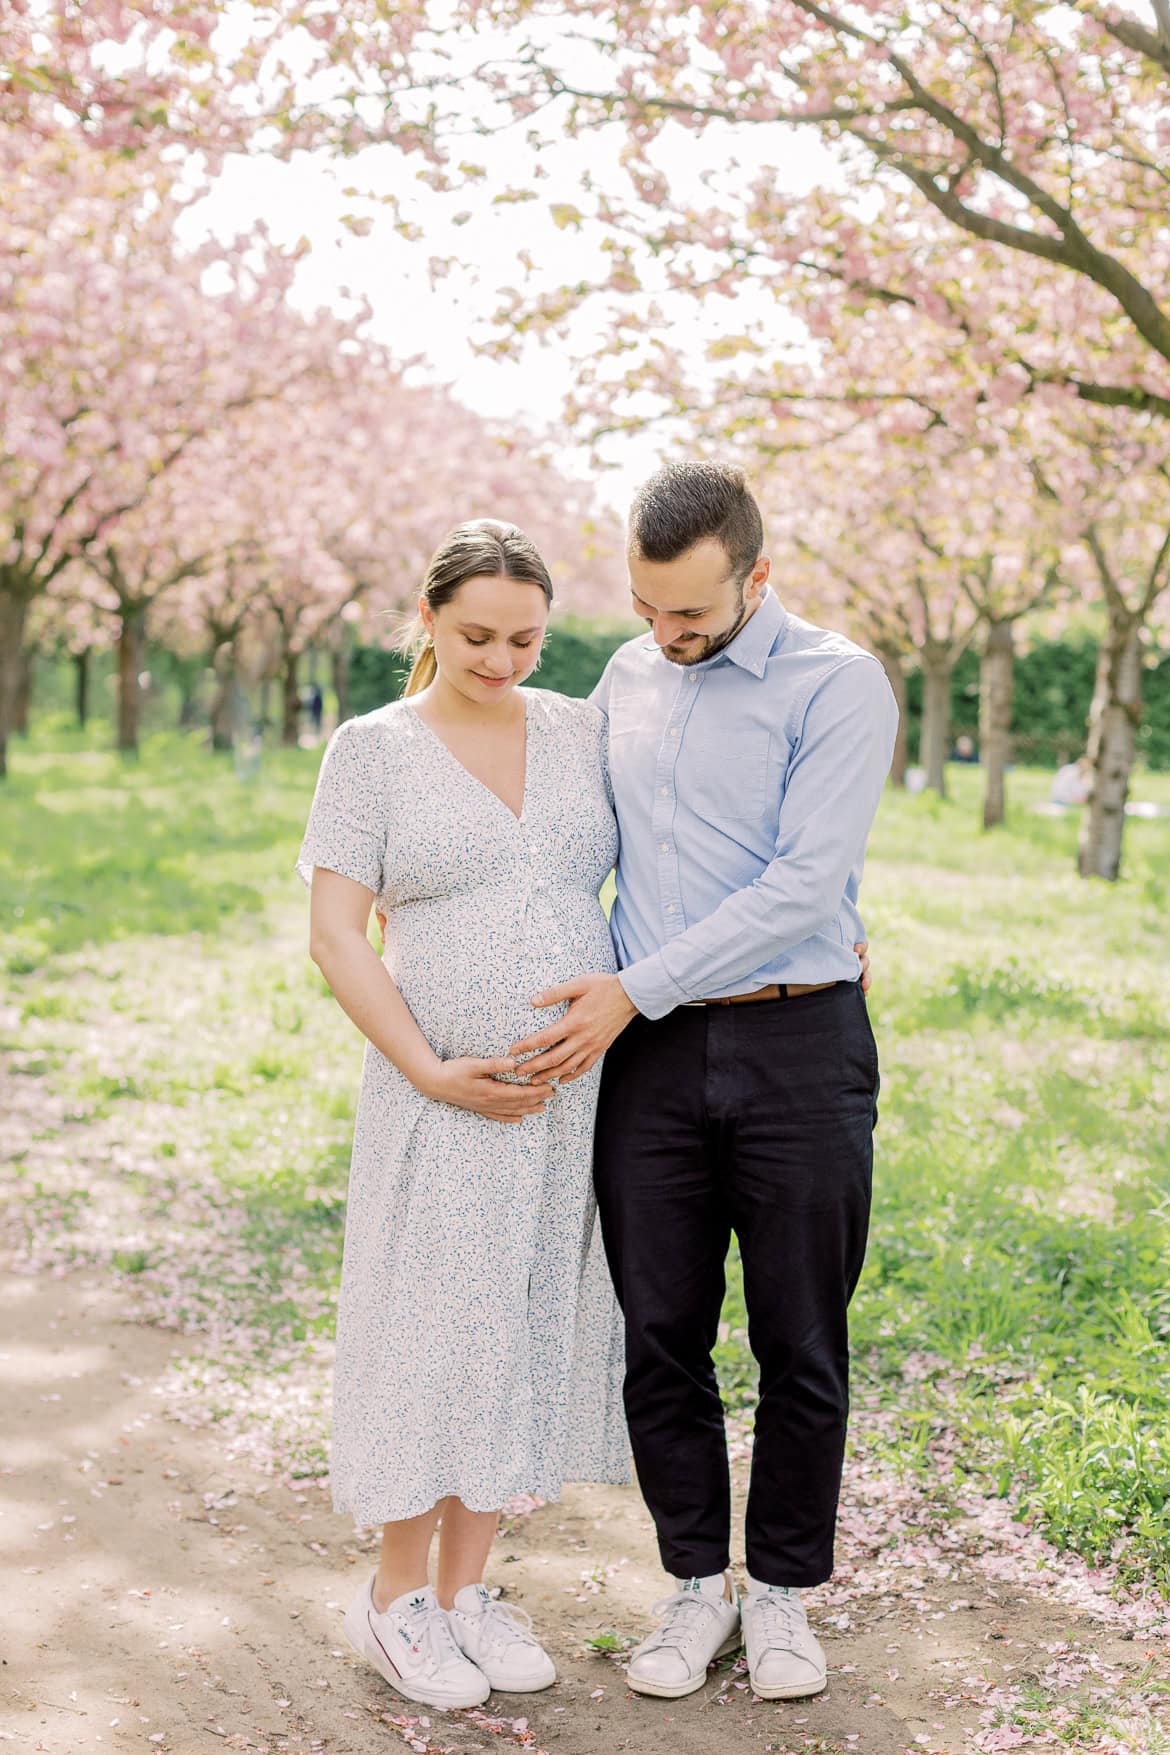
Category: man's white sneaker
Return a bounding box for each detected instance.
[448,1583,557,1692]
[344,1575,490,1710]
[741,1582,827,1700]
[625,1574,741,1699]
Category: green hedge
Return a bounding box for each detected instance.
[906,641,1099,767]
[907,639,1170,770]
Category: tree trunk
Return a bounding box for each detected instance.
[282,646,300,747]
[177,665,201,728]
[14,646,33,735]
[0,583,30,779]
[876,647,908,787]
[1078,610,1142,881]
[979,620,1015,830]
[75,649,91,729]
[117,601,145,755]
[333,638,351,728]
[210,638,237,753]
[920,647,953,797]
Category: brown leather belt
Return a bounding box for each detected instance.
[684,980,839,1008]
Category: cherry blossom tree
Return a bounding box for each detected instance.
[1038,415,1170,880]
[378,2,1170,418]
[139,369,626,751]
[10,5,1168,430]
[765,381,1170,868]
[0,131,373,773]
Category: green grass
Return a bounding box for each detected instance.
[3,725,1170,1584]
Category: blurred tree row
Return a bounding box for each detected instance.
[28,628,1170,784]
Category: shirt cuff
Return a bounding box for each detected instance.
[617,954,691,1022]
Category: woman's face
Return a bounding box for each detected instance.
[422,574,549,706]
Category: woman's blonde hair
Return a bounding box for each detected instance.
[399,519,554,697]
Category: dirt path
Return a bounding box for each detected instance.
[5,1269,1168,1755]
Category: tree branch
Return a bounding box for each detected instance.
[1084,523,1129,616]
[1019,368,1170,421]
[1140,525,1170,618]
[1093,5,1170,76]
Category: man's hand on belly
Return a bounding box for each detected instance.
[508,973,638,1083]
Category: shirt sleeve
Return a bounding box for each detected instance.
[295,717,387,894]
[617,657,898,1019]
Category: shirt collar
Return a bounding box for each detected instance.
[716,586,786,678]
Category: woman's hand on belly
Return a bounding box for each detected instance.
[421,1055,556,1125]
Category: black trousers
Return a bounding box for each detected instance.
[593,980,878,1589]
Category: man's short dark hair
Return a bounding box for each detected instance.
[629,462,764,583]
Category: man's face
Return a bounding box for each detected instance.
[628,537,770,666]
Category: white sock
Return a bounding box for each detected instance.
[675,1571,732,1602]
[746,1574,799,1599]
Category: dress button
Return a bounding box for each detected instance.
[665,903,677,914]
[660,842,671,854]
[659,786,670,798]
[669,726,680,737]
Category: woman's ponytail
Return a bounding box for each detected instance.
[399,613,437,697]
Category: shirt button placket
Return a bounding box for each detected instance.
[655,670,699,939]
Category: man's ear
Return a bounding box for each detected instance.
[748,556,771,598]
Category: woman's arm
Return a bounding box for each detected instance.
[310,868,554,1125]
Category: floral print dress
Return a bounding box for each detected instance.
[297,689,630,1524]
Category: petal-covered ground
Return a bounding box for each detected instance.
[5,1261,1169,1755]
[3,743,1170,1753]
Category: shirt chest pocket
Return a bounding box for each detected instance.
[682,727,776,822]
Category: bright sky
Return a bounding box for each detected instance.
[176,33,843,519]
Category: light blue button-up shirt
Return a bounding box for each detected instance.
[590,588,899,1021]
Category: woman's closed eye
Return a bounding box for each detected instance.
[466,637,537,649]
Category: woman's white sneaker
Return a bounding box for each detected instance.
[625,1575,741,1699]
[448,1583,557,1692]
[344,1575,490,1709]
[741,1582,827,1700]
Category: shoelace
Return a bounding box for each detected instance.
[403,1600,465,1670]
[473,1599,541,1657]
[749,1589,805,1653]
[644,1591,727,1652]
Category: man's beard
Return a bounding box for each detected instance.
[660,584,750,667]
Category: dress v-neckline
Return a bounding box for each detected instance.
[405,692,531,824]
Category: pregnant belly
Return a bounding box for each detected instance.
[385,890,616,1061]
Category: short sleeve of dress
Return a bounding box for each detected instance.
[560,695,612,811]
[295,716,387,894]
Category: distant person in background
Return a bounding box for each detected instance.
[306,682,324,738]
[951,734,978,764]
[1051,755,1093,807]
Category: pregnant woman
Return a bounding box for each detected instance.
[297,520,629,1711]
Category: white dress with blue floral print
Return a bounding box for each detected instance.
[297,689,630,1524]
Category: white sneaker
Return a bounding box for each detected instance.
[741,1582,827,1700]
[344,1575,490,1710]
[625,1574,741,1699]
[448,1583,557,1692]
